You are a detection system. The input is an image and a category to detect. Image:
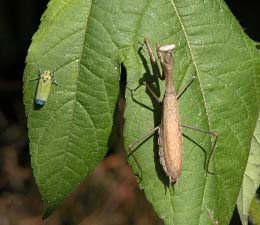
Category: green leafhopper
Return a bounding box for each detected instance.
[34,68,58,106]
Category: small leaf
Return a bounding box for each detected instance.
[250,196,260,225]
[237,116,260,225]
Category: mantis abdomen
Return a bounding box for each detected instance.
[159,92,183,183]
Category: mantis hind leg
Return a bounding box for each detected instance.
[127,126,160,182]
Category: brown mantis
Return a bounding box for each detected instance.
[128,38,218,184]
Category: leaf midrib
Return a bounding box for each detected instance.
[60,1,94,180]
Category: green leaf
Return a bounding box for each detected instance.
[23,0,260,223]
[250,197,260,225]
[237,116,260,225]
[23,0,122,212]
[123,1,260,225]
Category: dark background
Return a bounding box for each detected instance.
[0,1,259,225]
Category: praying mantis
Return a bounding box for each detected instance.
[128,38,218,184]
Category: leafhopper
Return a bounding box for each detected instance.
[32,68,58,106]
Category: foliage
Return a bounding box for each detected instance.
[23,0,260,224]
